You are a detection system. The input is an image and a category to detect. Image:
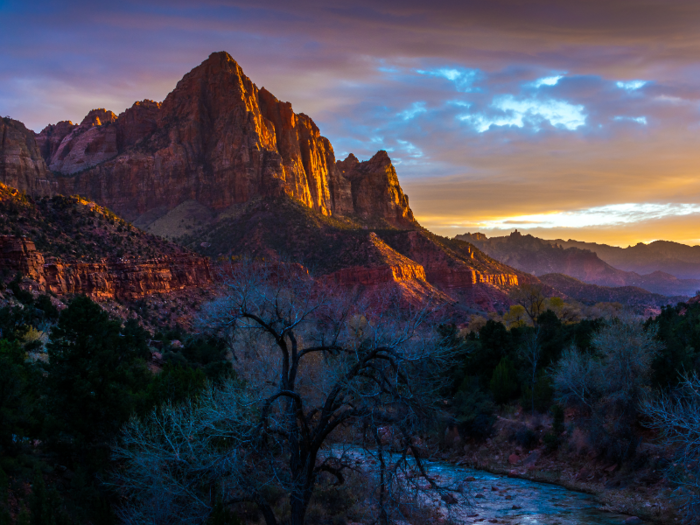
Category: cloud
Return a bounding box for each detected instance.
[2,0,700,245]
[531,75,564,88]
[455,203,700,230]
[616,80,647,90]
[469,95,587,132]
[614,116,648,124]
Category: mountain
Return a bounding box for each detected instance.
[0,183,211,300]
[553,239,700,280]
[538,273,686,315]
[2,52,414,229]
[457,231,700,297]
[0,52,530,313]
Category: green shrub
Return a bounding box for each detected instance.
[490,357,519,404]
[454,376,496,440]
[521,372,554,413]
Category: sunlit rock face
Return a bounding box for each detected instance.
[0,234,212,300]
[15,51,414,227]
[0,118,56,196]
[337,151,415,228]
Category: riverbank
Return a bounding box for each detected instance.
[436,413,682,524]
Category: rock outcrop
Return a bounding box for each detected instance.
[0,118,56,196]
[325,233,450,304]
[0,185,212,300]
[336,152,415,227]
[1,234,212,300]
[42,254,212,300]
[0,236,46,283]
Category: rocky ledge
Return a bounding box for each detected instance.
[1,235,212,300]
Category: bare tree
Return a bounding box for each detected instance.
[552,319,661,460]
[509,283,546,325]
[641,373,700,524]
[112,261,459,525]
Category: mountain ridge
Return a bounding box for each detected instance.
[2,51,415,230]
[458,230,700,297]
[553,238,700,280]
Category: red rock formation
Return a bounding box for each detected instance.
[325,233,451,305]
[0,118,56,196]
[386,231,519,291]
[0,236,46,283]
[116,100,161,149]
[14,52,413,226]
[37,109,119,174]
[43,255,212,300]
[35,120,76,163]
[79,109,117,130]
[337,151,415,227]
[0,234,212,300]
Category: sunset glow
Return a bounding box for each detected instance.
[2,1,700,247]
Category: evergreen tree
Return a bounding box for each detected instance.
[490,356,519,404]
[44,296,150,462]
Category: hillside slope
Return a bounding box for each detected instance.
[0,183,211,300]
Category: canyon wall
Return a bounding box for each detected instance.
[0,118,56,196]
[0,235,212,300]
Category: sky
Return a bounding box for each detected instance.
[2,0,700,247]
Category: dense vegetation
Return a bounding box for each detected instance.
[2,266,700,523]
[450,302,700,440]
[0,290,233,524]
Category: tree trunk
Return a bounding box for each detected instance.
[257,500,278,525]
[289,493,310,525]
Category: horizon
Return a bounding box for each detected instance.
[2,1,700,247]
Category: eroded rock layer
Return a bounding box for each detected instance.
[1,235,211,300]
[0,118,56,196]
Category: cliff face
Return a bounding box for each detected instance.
[0,236,46,283]
[0,234,212,300]
[337,152,415,227]
[0,118,56,196]
[16,52,414,228]
[0,185,212,300]
[42,255,212,300]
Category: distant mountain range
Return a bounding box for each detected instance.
[457,231,700,297]
[553,239,700,280]
[538,273,686,313]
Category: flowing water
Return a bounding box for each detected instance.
[418,460,639,524]
[336,448,642,524]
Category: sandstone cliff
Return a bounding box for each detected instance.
[0,118,56,196]
[0,235,211,300]
[15,52,414,228]
[0,185,211,300]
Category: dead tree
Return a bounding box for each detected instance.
[641,373,700,524]
[113,261,459,525]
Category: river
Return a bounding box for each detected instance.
[337,448,642,524]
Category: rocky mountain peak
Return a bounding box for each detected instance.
[79,108,118,129]
[1,51,416,228]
